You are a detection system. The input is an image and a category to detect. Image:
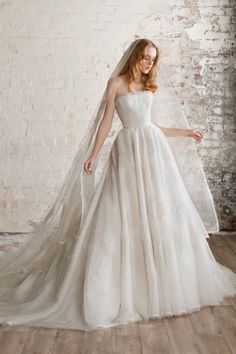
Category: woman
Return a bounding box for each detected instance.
[84,42,203,175]
[0,38,235,331]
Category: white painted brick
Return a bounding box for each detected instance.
[0,79,10,88]
[22,104,33,113]
[199,7,225,16]
[198,0,220,6]
[204,30,227,41]
[212,107,222,115]
[219,0,231,6]
[224,7,234,15]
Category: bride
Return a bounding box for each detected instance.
[84,45,203,175]
[0,38,235,331]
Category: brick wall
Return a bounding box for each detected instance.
[0,0,235,231]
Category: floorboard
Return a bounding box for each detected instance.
[0,233,235,354]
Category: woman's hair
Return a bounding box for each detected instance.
[119,38,160,93]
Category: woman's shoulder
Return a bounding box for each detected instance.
[107,74,127,96]
[108,74,126,86]
[106,77,119,96]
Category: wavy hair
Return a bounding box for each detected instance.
[119,38,160,93]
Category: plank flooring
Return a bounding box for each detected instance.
[0,233,235,354]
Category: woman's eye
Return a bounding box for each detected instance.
[144,56,155,61]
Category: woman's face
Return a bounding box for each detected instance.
[138,46,157,75]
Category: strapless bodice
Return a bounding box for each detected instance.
[115,91,153,129]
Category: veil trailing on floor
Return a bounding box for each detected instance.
[0,39,219,317]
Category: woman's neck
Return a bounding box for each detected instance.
[133,73,143,84]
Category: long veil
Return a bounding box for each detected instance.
[0,38,219,323]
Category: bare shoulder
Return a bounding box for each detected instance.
[115,74,127,86]
[109,74,128,96]
[107,74,127,97]
[106,75,118,92]
[107,74,125,87]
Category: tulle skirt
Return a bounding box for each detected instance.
[0,123,235,331]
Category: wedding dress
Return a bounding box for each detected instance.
[0,89,235,331]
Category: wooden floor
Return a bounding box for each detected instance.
[0,233,236,354]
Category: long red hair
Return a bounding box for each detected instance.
[119,39,160,93]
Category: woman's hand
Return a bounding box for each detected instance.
[84,155,96,175]
[187,128,203,142]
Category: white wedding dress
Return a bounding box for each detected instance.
[0,90,235,331]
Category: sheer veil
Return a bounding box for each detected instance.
[0,39,219,318]
[1,38,219,268]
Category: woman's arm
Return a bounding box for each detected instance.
[151,94,203,142]
[84,77,118,174]
[156,124,203,141]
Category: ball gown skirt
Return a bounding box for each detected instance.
[0,91,235,331]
